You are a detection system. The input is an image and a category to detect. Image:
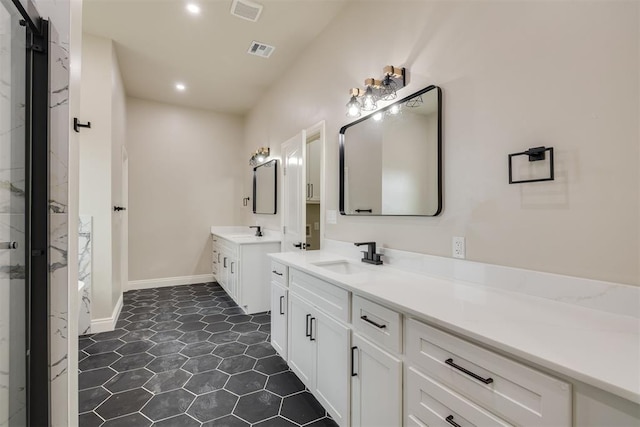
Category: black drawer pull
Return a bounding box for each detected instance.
[351,346,358,377]
[223,257,227,268]
[279,296,285,315]
[305,314,311,337]
[272,270,283,276]
[360,315,386,329]
[445,415,461,427]
[445,358,494,384]
[310,317,316,341]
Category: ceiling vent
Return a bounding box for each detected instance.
[230,0,263,22]
[247,41,275,58]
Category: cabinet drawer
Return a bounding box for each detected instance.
[406,366,511,427]
[406,319,571,427]
[290,269,349,323]
[271,261,288,286]
[352,295,402,354]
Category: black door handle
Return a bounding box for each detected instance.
[445,415,462,427]
[309,317,316,341]
[279,296,285,315]
[360,315,386,329]
[445,358,494,384]
[351,346,358,377]
[272,270,283,276]
[305,314,311,337]
[113,206,126,211]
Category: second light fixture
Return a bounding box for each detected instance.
[345,65,406,118]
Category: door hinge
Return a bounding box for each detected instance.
[283,167,287,176]
[282,226,286,234]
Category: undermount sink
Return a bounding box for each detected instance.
[311,260,367,275]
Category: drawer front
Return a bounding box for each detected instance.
[406,366,511,427]
[352,295,402,354]
[271,261,288,286]
[290,269,349,323]
[406,319,571,427]
[216,236,238,255]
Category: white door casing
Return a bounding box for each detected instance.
[281,131,306,251]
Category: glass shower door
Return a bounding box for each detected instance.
[0,1,27,426]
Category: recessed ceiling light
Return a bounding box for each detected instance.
[186,3,200,14]
[175,83,186,91]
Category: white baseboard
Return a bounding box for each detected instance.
[126,274,215,292]
[90,293,123,334]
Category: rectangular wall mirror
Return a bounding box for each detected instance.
[339,85,442,216]
[253,159,278,214]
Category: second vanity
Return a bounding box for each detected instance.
[210,226,281,314]
[269,244,640,427]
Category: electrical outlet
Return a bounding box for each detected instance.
[453,236,465,259]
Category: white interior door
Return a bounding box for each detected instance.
[281,131,306,251]
[121,147,128,291]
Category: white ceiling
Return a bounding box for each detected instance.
[82,0,349,115]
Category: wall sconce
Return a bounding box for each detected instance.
[249,147,270,166]
[345,65,406,118]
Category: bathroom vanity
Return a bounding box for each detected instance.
[210,226,281,314]
[269,241,640,427]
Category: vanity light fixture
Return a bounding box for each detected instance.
[186,3,201,14]
[346,92,362,118]
[345,65,406,118]
[249,147,270,166]
[361,84,378,111]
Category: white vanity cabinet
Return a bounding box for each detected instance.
[405,318,572,427]
[288,270,351,427]
[211,233,280,314]
[270,261,288,359]
[350,295,403,427]
[351,333,402,427]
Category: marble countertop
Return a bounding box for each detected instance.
[269,250,640,404]
[211,226,282,244]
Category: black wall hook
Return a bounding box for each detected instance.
[74,117,91,133]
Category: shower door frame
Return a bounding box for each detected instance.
[9,0,51,425]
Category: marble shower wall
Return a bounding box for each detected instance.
[48,23,70,427]
[0,9,27,426]
[78,216,92,335]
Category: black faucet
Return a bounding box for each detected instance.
[249,226,263,237]
[354,242,383,265]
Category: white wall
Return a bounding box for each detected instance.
[244,1,640,286]
[126,98,244,282]
[79,33,126,319]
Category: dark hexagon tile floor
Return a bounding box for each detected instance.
[79,282,337,426]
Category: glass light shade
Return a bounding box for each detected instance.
[346,95,362,117]
[389,104,401,115]
[362,86,377,111]
[379,75,397,101]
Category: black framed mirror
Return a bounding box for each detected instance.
[339,85,442,216]
[253,159,278,214]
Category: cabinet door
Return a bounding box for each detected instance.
[230,257,238,301]
[288,293,316,388]
[212,238,219,278]
[314,308,350,427]
[351,333,402,427]
[307,137,321,202]
[270,282,288,358]
[220,250,229,291]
